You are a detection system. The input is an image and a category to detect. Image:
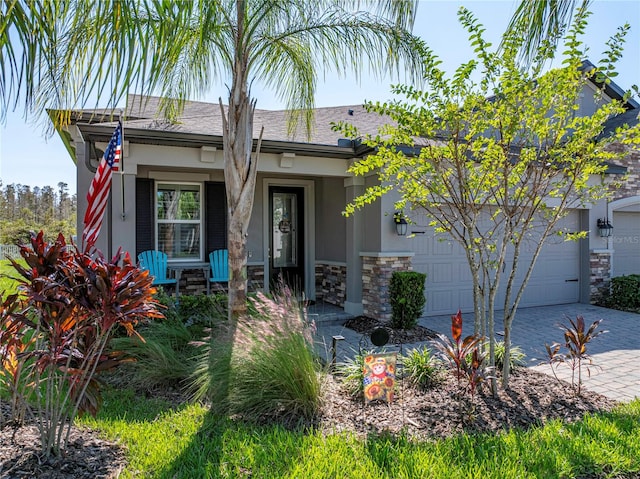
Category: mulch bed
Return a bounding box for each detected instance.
[318,369,615,441]
[343,316,439,344]
[0,401,126,479]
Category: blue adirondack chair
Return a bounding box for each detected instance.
[138,250,178,296]
[208,249,229,294]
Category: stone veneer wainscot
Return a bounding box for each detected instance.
[315,262,347,307]
[360,252,414,322]
[589,251,612,301]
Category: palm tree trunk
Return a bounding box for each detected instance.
[220,69,259,320]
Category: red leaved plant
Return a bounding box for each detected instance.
[0,293,34,426]
[434,310,489,399]
[1,231,163,455]
[544,315,606,396]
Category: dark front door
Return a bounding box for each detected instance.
[269,186,304,293]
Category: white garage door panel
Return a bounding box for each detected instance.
[502,214,580,308]
[612,211,640,277]
[411,211,581,316]
[428,287,475,315]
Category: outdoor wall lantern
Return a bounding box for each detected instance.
[597,218,613,238]
[394,212,408,236]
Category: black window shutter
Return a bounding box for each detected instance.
[136,178,154,256]
[205,182,227,253]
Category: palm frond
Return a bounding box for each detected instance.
[504,0,591,65]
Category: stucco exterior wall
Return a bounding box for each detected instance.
[315,177,347,263]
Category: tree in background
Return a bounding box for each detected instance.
[0,182,76,244]
[338,7,638,391]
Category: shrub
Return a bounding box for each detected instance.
[177,293,227,326]
[607,275,640,311]
[493,341,526,373]
[0,232,163,455]
[153,288,179,322]
[389,271,426,330]
[190,287,322,423]
[401,346,442,389]
[110,319,198,391]
[0,293,33,425]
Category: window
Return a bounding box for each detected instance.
[156,183,202,260]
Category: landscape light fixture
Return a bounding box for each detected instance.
[330,335,345,370]
[597,218,613,238]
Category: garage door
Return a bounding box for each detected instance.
[612,211,640,277]
[410,211,581,316]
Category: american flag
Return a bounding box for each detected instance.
[83,121,122,248]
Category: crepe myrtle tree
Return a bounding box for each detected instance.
[337,7,639,391]
[1,0,425,321]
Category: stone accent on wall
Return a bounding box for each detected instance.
[173,264,264,296]
[589,251,612,302]
[361,253,413,322]
[315,262,347,307]
[177,268,208,295]
[247,264,265,292]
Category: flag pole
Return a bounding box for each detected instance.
[120,108,126,220]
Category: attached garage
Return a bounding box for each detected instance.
[612,208,640,277]
[410,211,582,316]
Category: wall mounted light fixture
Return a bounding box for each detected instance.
[597,218,613,238]
[394,212,408,236]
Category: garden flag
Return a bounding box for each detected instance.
[363,353,396,403]
[83,121,122,248]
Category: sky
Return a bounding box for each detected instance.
[1,0,639,193]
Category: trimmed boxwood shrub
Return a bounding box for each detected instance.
[390,271,426,329]
[609,274,640,310]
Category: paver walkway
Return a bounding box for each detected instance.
[312,302,640,402]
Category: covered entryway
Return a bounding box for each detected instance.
[262,178,316,301]
[410,211,582,316]
[269,186,305,291]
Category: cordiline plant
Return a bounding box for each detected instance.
[434,310,489,400]
[0,293,34,426]
[544,315,606,396]
[3,231,163,456]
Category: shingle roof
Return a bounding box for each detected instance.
[119,94,390,148]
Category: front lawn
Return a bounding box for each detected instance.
[79,391,640,479]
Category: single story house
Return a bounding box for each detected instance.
[55,73,639,320]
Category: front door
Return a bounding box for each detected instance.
[269,186,304,293]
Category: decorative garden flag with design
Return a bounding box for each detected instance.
[83,121,122,247]
[363,353,396,403]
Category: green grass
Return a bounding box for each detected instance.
[0,259,22,295]
[80,390,640,479]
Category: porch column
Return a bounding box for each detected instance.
[343,176,364,316]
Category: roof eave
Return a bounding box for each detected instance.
[74,123,362,160]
